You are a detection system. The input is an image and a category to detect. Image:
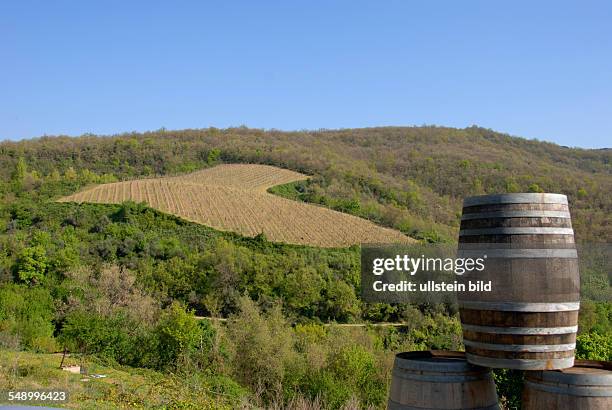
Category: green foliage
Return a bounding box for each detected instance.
[153,302,203,368]
[226,296,292,401]
[0,126,610,408]
[11,157,27,183]
[406,312,463,350]
[64,166,78,180]
[322,279,360,322]
[328,344,384,406]
[0,350,237,409]
[1,126,609,241]
[579,245,612,302]
[281,265,324,316]
[59,310,139,363]
[493,369,523,410]
[267,180,307,201]
[576,331,612,361]
[578,300,612,335]
[302,370,353,409]
[527,182,544,193]
[0,284,56,352]
[16,246,47,284]
[207,148,222,165]
[505,179,521,193]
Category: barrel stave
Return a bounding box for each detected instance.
[460,217,572,229]
[461,202,569,214]
[466,348,575,360]
[460,309,579,328]
[462,330,576,345]
[459,234,575,244]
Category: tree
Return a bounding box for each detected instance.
[226,296,293,400]
[282,265,324,316]
[11,157,27,182]
[16,246,47,284]
[154,302,203,368]
[64,166,78,180]
[207,148,222,165]
[324,280,360,322]
[59,310,137,362]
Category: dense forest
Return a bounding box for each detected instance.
[0,126,610,409]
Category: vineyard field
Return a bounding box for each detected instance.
[59,164,412,247]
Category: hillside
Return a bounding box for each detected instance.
[58,164,412,247]
[1,126,610,242]
[0,350,236,409]
[0,126,610,409]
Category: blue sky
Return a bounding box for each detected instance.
[1,1,611,148]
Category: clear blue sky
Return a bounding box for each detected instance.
[1,1,611,148]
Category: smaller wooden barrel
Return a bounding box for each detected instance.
[523,360,612,409]
[388,351,500,410]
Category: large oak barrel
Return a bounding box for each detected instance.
[523,360,612,409]
[388,351,500,409]
[457,193,580,370]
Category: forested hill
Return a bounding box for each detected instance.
[1,126,610,242]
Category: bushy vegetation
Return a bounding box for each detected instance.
[0,126,610,408]
[0,350,238,409]
[1,126,609,242]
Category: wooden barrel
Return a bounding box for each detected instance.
[388,351,500,410]
[457,193,580,370]
[523,360,612,409]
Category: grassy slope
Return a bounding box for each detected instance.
[0,350,237,409]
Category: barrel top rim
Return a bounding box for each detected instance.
[463,193,568,207]
[527,360,612,385]
[395,350,486,372]
[396,350,465,361]
[560,359,612,374]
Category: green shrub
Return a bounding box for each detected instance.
[493,369,523,410]
[59,310,140,363]
[0,284,56,352]
[408,312,462,350]
[329,344,385,406]
[576,331,612,361]
[16,246,47,284]
[527,183,544,193]
[578,300,612,334]
[205,372,248,403]
[226,296,296,402]
[306,370,352,409]
[153,302,204,369]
